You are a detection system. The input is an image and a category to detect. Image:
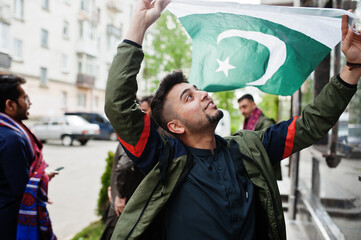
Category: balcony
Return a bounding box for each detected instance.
[76,39,98,57]
[107,0,122,13]
[0,52,11,69]
[76,73,95,89]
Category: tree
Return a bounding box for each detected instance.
[258,94,279,122]
[143,11,192,92]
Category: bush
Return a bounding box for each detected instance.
[71,221,104,240]
[97,151,114,216]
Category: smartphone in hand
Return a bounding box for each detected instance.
[54,166,64,171]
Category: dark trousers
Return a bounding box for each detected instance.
[100,205,120,240]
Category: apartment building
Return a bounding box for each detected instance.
[0,0,135,118]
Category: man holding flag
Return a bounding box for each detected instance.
[105,0,361,239]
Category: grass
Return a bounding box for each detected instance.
[71,221,105,240]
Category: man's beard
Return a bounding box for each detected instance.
[206,109,224,124]
[180,109,224,134]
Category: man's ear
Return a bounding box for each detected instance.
[167,120,185,135]
[251,101,257,109]
[4,99,16,114]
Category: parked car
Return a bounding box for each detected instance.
[65,112,116,140]
[32,115,100,146]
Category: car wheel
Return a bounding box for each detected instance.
[79,139,88,146]
[109,132,117,141]
[62,135,73,146]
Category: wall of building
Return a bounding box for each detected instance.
[0,0,127,119]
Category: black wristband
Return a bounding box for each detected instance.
[337,74,357,89]
[346,61,361,70]
[123,39,142,49]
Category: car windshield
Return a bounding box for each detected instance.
[66,116,90,126]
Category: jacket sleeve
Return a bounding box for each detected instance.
[0,134,31,200]
[260,75,357,164]
[104,42,162,174]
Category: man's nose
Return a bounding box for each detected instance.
[199,90,209,100]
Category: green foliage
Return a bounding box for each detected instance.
[211,91,235,112]
[143,11,192,92]
[72,221,104,240]
[258,94,279,122]
[96,151,114,216]
[230,114,241,134]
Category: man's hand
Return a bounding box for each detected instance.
[114,196,127,217]
[45,170,59,180]
[125,0,170,45]
[340,14,361,84]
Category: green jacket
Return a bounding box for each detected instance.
[105,42,356,240]
[255,114,275,131]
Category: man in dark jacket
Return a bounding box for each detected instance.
[104,0,361,239]
[0,74,57,239]
[238,94,275,131]
[100,144,144,240]
[238,94,282,180]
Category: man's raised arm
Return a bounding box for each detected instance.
[104,0,169,148]
[260,15,361,162]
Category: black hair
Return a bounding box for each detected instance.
[151,70,188,132]
[140,95,153,106]
[0,73,26,112]
[237,94,254,103]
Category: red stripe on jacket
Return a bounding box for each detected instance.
[117,114,150,158]
[282,116,300,159]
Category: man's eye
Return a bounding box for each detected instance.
[186,95,192,101]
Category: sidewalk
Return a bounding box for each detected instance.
[278,146,361,240]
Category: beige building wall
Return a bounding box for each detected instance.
[0,0,126,119]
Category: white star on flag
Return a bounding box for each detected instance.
[216,57,236,77]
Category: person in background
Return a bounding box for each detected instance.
[100,96,152,240]
[237,94,281,180]
[0,73,57,239]
[140,95,153,117]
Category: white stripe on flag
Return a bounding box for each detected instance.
[168,0,357,48]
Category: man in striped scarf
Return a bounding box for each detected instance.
[0,73,57,239]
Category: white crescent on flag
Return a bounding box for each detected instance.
[217,29,287,86]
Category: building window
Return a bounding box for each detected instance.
[40,67,47,85]
[77,93,86,108]
[93,96,98,108]
[41,29,48,47]
[63,21,69,39]
[14,0,24,20]
[80,0,88,11]
[61,54,68,73]
[42,0,49,10]
[61,91,67,108]
[78,62,82,73]
[13,39,23,60]
[79,20,95,41]
[0,22,10,51]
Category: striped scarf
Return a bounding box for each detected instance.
[0,113,56,240]
[243,107,262,131]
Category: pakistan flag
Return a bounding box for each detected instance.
[167,0,357,96]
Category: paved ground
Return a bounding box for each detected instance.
[43,139,118,240]
[279,147,361,240]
